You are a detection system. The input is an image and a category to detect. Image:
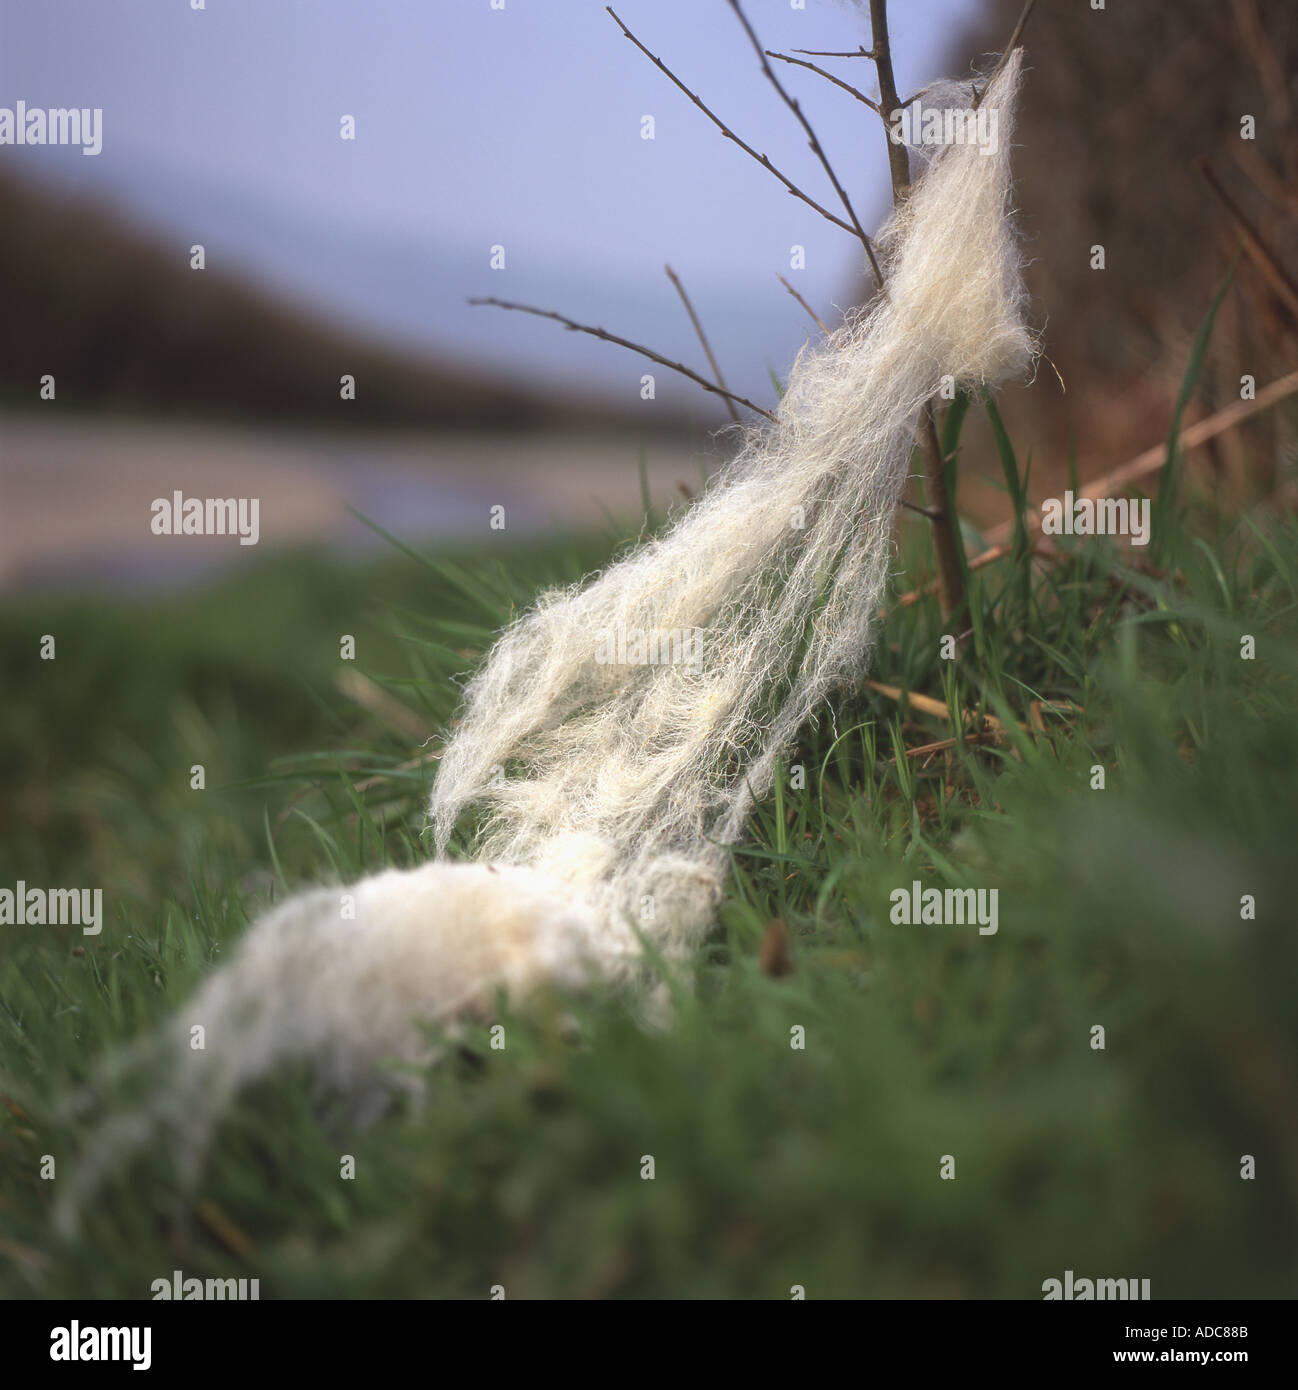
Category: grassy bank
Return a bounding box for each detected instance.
[1,487,1295,1299]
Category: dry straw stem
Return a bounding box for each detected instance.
[897,729,1005,762]
[467,296,777,423]
[865,678,1009,733]
[866,677,1082,764]
[897,697,1081,764]
[983,367,1298,547]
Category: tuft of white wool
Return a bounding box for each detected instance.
[430,52,1031,955]
[56,54,1031,1226]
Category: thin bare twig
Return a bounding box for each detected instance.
[665,263,741,424]
[605,7,865,248]
[727,0,885,289]
[765,50,881,114]
[897,83,941,109]
[777,273,829,334]
[793,47,875,59]
[467,296,777,422]
[972,0,1038,110]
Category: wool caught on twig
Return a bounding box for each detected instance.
[55,54,1032,1228]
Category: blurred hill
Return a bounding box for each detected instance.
[904,0,1298,519]
[0,166,694,436]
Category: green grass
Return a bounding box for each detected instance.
[1,498,1295,1299]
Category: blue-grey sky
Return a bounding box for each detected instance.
[2,0,988,408]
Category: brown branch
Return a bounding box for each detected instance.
[605,7,864,247]
[916,403,967,621]
[467,296,777,422]
[764,50,881,114]
[869,0,1041,625]
[727,0,884,290]
[868,0,966,624]
[868,0,912,201]
[664,264,740,425]
[777,273,829,334]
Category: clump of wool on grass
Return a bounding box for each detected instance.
[55,53,1033,1229]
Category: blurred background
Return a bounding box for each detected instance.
[2,0,1295,592]
[0,0,971,591]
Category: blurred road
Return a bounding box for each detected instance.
[0,414,717,593]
